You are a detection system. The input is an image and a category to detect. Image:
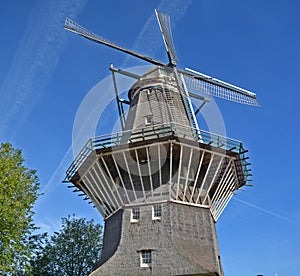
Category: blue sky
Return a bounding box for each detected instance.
[1,1,300,275]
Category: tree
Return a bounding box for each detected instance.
[0,142,40,274]
[31,216,103,276]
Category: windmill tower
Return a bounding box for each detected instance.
[64,10,258,276]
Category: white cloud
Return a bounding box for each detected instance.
[0,0,87,139]
[35,217,62,235]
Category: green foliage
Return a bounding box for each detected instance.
[0,142,40,274]
[31,215,103,276]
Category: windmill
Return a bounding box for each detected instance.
[64,10,258,276]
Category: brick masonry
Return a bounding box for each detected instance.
[91,202,223,276]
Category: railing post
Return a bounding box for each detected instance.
[89,138,94,151]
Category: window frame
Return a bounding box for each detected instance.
[140,250,152,267]
[131,207,140,223]
[152,204,162,221]
[144,115,153,125]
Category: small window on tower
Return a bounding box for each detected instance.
[145,115,153,125]
[131,208,140,223]
[152,204,162,220]
[140,250,152,267]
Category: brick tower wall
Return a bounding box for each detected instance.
[91,202,223,276]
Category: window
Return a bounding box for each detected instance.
[145,115,153,125]
[140,250,152,267]
[152,205,162,220]
[131,208,140,223]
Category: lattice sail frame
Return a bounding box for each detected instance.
[64,15,259,106]
[155,9,179,66]
[182,73,259,106]
[64,17,165,67]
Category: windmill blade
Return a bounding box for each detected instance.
[64,17,165,67]
[155,10,179,66]
[181,68,259,106]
